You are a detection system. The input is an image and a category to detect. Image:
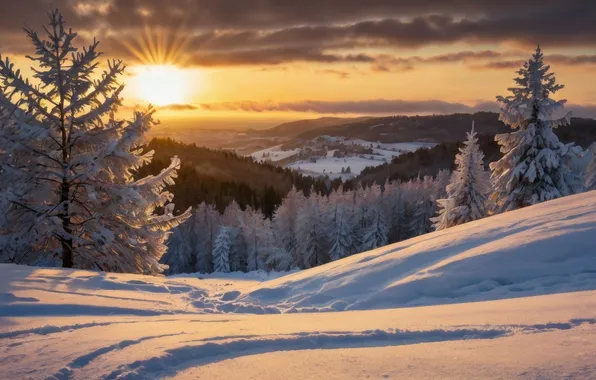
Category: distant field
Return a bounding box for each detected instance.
[250,138,435,179]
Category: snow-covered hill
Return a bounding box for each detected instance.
[2,192,596,379]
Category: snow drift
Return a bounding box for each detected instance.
[2,192,596,379]
[2,192,596,318]
[230,191,596,312]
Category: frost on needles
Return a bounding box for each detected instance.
[489,46,585,212]
[0,10,191,273]
[432,123,490,230]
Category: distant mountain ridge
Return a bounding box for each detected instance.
[294,112,596,144]
[253,116,372,138]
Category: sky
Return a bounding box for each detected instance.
[0,0,595,128]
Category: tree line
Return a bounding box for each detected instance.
[163,46,596,274]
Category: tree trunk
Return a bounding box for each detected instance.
[60,179,73,268]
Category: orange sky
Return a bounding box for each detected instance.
[1,1,595,126]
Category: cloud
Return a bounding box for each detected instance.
[199,99,494,114]
[157,104,198,111]
[1,1,595,66]
[472,55,596,71]
[316,69,351,79]
[198,99,596,119]
[187,48,374,66]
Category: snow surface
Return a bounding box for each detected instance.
[286,156,383,178]
[250,145,300,162]
[285,140,436,178]
[2,191,596,379]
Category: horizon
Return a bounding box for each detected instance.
[1,1,595,129]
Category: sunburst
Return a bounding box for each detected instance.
[116,24,196,106]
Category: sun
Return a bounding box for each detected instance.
[134,65,188,106]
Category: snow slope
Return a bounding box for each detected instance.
[2,192,596,379]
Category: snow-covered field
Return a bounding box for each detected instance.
[286,156,383,179]
[250,145,300,162]
[345,139,436,152]
[2,192,596,379]
[249,139,435,178]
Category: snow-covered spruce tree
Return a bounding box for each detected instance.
[432,124,490,230]
[273,186,305,267]
[490,46,584,212]
[584,144,596,191]
[407,177,436,237]
[242,206,268,271]
[359,184,388,251]
[325,188,355,261]
[260,219,292,271]
[162,216,195,274]
[212,226,233,273]
[0,10,190,273]
[382,180,403,244]
[193,202,220,273]
[295,190,328,268]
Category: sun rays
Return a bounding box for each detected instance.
[116,24,197,106]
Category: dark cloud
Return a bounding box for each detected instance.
[0,2,594,45]
[0,0,588,31]
[0,1,594,71]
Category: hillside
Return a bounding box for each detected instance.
[1,192,596,379]
[296,112,596,145]
[139,138,341,215]
[253,116,371,138]
[354,116,596,185]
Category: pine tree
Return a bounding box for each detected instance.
[406,177,436,237]
[222,200,243,226]
[490,46,584,212]
[325,189,355,261]
[194,202,220,273]
[212,226,232,273]
[162,215,195,274]
[383,180,403,244]
[295,190,328,268]
[0,10,190,273]
[585,145,596,191]
[359,184,388,251]
[432,124,490,230]
[229,227,248,272]
[273,186,304,267]
[260,220,292,271]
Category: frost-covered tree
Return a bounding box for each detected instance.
[406,177,437,237]
[584,144,596,191]
[193,202,220,273]
[260,220,292,271]
[295,190,328,268]
[222,200,243,226]
[382,180,404,244]
[229,227,248,272]
[273,186,304,267]
[490,46,584,212]
[242,206,268,271]
[212,226,233,273]
[359,184,388,251]
[325,189,355,261]
[0,10,189,273]
[162,215,195,274]
[433,124,490,230]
